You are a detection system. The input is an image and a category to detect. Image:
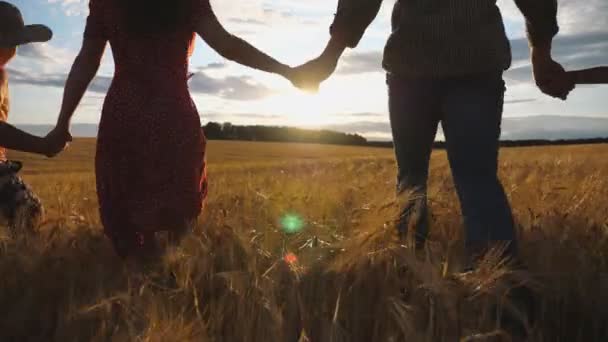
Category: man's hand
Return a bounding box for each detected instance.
[531,44,574,100]
[43,124,72,158]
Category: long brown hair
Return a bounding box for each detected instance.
[119,0,190,35]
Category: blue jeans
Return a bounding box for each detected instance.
[387,72,516,259]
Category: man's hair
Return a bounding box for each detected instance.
[119,0,190,35]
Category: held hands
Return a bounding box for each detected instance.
[531,45,575,100]
[277,54,338,93]
[42,124,72,158]
[289,54,339,92]
[278,38,344,93]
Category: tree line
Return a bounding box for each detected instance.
[203,122,608,148]
[202,122,368,146]
[367,138,608,149]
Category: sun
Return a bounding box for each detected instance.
[262,77,378,128]
[269,90,335,127]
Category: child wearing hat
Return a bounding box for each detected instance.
[0,2,69,234]
[0,1,69,159]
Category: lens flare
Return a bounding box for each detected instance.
[284,252,298,265]
[280,213,304,234]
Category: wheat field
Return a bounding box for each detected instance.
[2,139,608,341]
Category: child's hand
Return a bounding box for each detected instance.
[43,126,72,158]
[567,67,608,85]
[564,71,578,88]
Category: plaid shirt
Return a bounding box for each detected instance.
[330,0,559,77]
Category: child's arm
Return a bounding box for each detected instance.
[568,67,608,84]
[0,122,50,156]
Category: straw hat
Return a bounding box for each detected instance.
[0,1,52,48]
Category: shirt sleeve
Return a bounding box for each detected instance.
[83,0,107,40]
[329,0,383,48]
[512,0,559,47]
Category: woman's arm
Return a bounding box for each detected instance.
[569,67,608,84]
[195,6,292,78]
[55,38,106,130]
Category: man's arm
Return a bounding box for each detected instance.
[330,0,384,49]
[513,0,573,99]
[512,0,559,48]
[291,0,383,91]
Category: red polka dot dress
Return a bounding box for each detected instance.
[84,0,209,257]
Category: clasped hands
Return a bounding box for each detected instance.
[278,52,340,93]
[41,122,72,158]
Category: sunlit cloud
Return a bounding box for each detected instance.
[47,0,88,17]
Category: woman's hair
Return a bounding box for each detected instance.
[119,0,190,34]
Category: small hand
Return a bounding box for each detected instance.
[43,125,72,158]
[532,49,574,100]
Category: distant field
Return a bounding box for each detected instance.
[2,140,608,341]
[9,139,395,175]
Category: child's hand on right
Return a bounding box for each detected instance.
[565,71,579,86]
[566,67,608,85]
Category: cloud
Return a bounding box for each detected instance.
[17,44,54,61]
[204,112,282,121]
[228,18,267,26]
[211,0,325,31]
[498,0,608,36]
[505,98,536,105]
[47,0,88,17]
[7,67,112,93]
[15,43,76,73]
[326,121,391,134]
[507,30,608,82]
[197,62,228,71]
[337,112,386,118]
[188,72,275,100]
[7,66,274,101]
[324,116,608,141]
[337,51,383,75]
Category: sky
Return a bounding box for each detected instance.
[5,0,608,140]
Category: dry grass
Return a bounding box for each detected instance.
[2,140,608,341]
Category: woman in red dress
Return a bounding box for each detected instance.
[48,0,296,260]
